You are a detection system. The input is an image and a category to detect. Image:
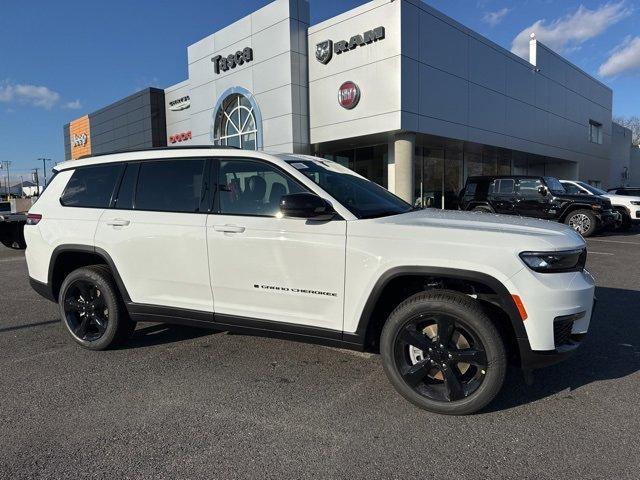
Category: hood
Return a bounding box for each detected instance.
[361,209,586,251]
[551,191,611,206]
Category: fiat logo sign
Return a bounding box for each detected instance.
[338,81,360,109]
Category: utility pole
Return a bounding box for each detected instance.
[38,158,52,186]
[32,168,40,197]
[0,161,11,198]
[20,176,24,198]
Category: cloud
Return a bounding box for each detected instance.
[63,99,83,109]
[511,2,632,58]
[483,8,510,27]
[598,36,640,77]
[0,81,61,109]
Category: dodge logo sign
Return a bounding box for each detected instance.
[170,131,192,143]
[338,81,360,109]
[315,40,333,64]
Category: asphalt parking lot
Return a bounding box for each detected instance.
[1,231,639,480]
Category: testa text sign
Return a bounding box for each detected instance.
[212,47,254,74]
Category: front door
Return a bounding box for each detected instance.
[514,178,553,219]
[489,178,517,214]
[207,158,346,331]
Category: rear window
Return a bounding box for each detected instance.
[134,159,206,213]
[60,164,121,208]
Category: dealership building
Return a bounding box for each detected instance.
[64,0,639,207]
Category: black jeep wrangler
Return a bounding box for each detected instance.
[459,175,617,237]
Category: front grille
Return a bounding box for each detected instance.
[554,319,574,347]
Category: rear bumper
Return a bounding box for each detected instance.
[29,277,56,302]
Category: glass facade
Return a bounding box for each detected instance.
[320,144,388,188]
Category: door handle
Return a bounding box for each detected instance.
[106,219,130,227]
[213,224,245,233]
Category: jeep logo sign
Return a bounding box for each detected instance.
[212,47,253,75]
[72,133,88,147]
[316,27,385,64]
[338,81,360,109]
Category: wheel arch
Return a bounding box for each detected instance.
[347,267,527,358]
[466,201,494,212]
[559,204,595,222]
[48,244,131,303]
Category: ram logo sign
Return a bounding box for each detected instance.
[315,27,385,64]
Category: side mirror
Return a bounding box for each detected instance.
[279,193,336,221]
[538,185,549,196]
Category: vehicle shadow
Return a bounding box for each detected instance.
[121,323,215,349]
[595,227,639,238]
[487,286,640,412]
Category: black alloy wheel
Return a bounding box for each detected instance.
[395,313,487,402]
[63,280,109,342]
[381,290,506,415]
[58,265,136,350]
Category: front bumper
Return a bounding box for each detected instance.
[507,267,595,369]
[597,209,619,227]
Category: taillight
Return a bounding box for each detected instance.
[26,213,42,225]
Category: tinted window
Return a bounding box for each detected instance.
[619,189,640,196]
[114,163,139,209]
[543,176,565,193]
[492,179,514,194]
[562,182,582,195]
[517,179,543,198]
[135,159,206,213]
[288,160,412,219]
[60,164,121,208]
[218,159,306,216]
[464,182,477,196]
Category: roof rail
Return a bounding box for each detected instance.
[76,145,239,160]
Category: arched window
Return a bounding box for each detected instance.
[211,88,262,150]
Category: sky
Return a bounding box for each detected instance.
[1,0,639,184]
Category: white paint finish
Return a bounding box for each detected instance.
[214,15,252,52]
[95,210,212,311]
[206,214,346,329]
[252,51,293,94]
[255,85,294,120]
[263,114,295,147]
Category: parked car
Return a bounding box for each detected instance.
[459,175,618,237]
[0,201,27,249]
[561,180,640,230]
[25,147,595,415]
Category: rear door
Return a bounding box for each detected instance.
[206,157,346,331]
[489,179,516,214]
[94,158,213,313]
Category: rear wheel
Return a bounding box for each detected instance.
[472,206,492,213]
[564,209,597,237]
[58,265,135,350]
[380,290,506,415]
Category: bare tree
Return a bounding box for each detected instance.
[613,115,640,146]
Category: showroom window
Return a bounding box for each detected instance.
[589,120,603,144]
[212,89,262,150]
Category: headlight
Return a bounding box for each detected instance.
[519,249,587,273]
[630,201,640,206]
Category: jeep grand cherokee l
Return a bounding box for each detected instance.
[459,175,617,237]
[25,147,595,415]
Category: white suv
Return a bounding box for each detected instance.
[561,180,640,230]
[25,147,595,415]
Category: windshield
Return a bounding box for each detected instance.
[543,177,566,193]
[577,181,607,196]
[285,158,413,219]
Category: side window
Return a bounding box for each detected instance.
[60,164,121,208]
[135,159,206,213]
[563,183,581,195]
[218,159,306,216]
[114,163,139,209]
[464,182,477,197]
[497,179,514,194]
[517,179,543,199]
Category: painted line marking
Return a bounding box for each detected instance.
[0,257,24,264]
[588,251,614,256]
[587,238,640,246]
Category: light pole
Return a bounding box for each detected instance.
[38,158,52,186]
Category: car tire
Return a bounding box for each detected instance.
[58,265,136,350]
[472,206,492,213]
[619,213,632,231]
[380,290,507,415]
[564,209,597,237]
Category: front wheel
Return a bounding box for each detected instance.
[564,209,597,237]
[380,290,507,415]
